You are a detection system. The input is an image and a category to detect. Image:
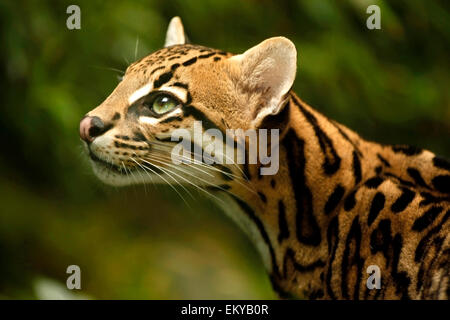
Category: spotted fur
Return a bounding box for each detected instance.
[82,17,450,299]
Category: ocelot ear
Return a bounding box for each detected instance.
[229,37,297,126]
[164,16,188,47]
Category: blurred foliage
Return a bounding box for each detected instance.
[0,0,448,299]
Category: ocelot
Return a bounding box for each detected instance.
[80,17,450,299]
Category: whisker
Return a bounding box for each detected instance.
[122,161,140,196]
[141,155,227,203]
[131,158,148,195]
[147,152,215,178]
[130,157,190,206]
[136,126,256,194]
[89,65,125,74]
[141,153,248,202]
[134,36,140,61]
[148,150,257,195]
[123,55,130,66]
[138,157,195,201]
[144,135,249,181]
[150,146,243,181]
[131,155,158,193]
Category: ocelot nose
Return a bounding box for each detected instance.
[79,116,106,143]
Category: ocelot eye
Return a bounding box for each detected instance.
[151,94,179,115]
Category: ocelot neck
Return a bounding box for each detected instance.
[219,92,379,296]
[219,91,448,298]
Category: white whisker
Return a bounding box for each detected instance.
[130,157,190,206]
[134,36,140,61]
[141,155,226,203]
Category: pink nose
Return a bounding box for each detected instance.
[79,116,105,143]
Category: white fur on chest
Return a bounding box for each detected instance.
[213,193,272,273]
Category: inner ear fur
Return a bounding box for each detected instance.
[229,37,297,127]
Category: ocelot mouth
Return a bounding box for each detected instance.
[88,149,165,177]
[88,150,132,175]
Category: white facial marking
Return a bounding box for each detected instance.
[160,86,187,102]
[166,108,183,117]
[91,134,112,151]
[139,116,161,125]
[128,83,153,105]
[139,108,183,126]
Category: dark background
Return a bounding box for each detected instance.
[0,0,448,299]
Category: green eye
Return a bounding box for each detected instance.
[152,94,178,115]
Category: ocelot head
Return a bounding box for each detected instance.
[80,17,296,187]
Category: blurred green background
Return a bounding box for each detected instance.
[0,0,449,299]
